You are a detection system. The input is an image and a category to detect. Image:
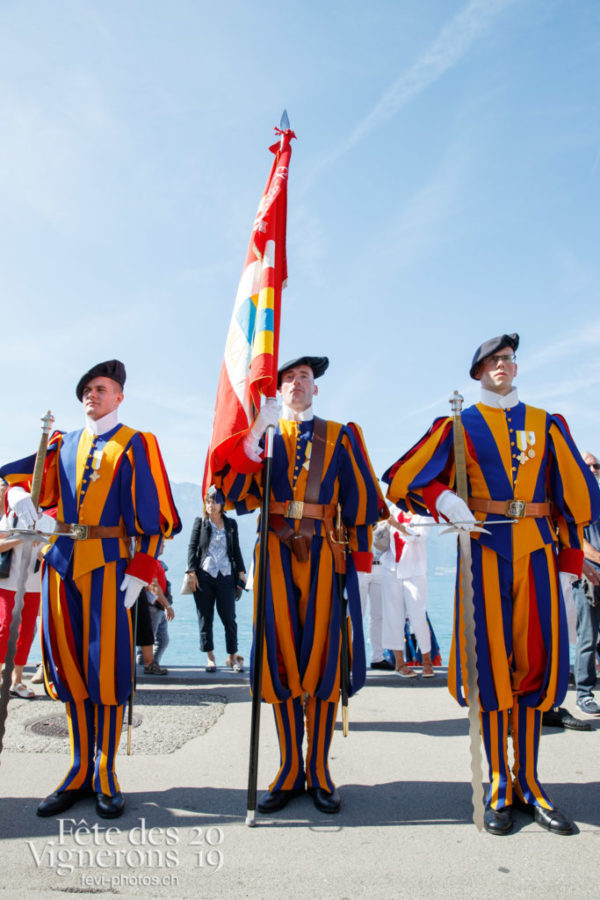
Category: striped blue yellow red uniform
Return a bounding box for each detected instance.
[0,424,180,795]
[383,400,600,810]
[215,416,382,790]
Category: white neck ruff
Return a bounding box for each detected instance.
[85,409,120,436]
[280,402,314,422]
[479,386,519,409]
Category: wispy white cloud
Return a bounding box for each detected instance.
[306,0,518,181]
[520,320,600,375]
[373,139,468,273]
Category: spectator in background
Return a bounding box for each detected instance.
[574,452,600,717]
[381,505,435,678]
[357,518,393,670]
[0,481,43,699]
[186,489,246,672]
[146,556,174,666]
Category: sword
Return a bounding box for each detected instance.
[0,411,54,757]
[332,503,349,736]
[405,519,517,531]
[450,391,485,831]
[127,594,139,755]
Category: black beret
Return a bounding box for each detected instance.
[470,334,519,380]
[76,359,127,401]
[277,356,329,387]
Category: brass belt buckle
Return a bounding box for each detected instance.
[69,524,89,540]
[285,500,304,519]
[505,500,526,519]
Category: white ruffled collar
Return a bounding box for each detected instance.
[479,387,519,410]
[85,409,120,436]
[280,402,314,422]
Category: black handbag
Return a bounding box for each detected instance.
[0,548,12,578]
[0,513,16,579]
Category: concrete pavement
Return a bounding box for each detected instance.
[0,664,598,899]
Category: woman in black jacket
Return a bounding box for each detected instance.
[186,491,246,671]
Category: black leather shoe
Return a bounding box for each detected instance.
[308,787,341,814]
[513,795,574,835]
[37,787,92,817]
[483,803,513,835]
[542,706,591,731]
[370,659,395,671]
[257,787,304,814]
[96,791,125,819]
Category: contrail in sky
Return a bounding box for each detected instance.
[308,0,518,181]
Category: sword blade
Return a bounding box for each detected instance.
[450,391,484,831]
[458,530,485,831]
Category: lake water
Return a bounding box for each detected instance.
[159,528,458,668]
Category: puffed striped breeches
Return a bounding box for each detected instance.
[449,542,568,712]
[41,559,132,795]
[450,542,568,810]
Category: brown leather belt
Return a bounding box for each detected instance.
[267,417,345,572]
[468,498,551,519]
[269,501,336,520]
[55,522,129,540]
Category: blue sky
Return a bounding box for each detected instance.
[1,0,599,483]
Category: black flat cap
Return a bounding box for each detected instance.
[277,356,329,387]
[470,334,519,380]
[76,359,127,401]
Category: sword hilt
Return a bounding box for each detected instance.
[30,411,54,510]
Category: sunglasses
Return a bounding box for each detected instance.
[589,463,600,472]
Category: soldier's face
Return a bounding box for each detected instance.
[82,376,124,421]
[280,365,318,412]
[477,351,517,395]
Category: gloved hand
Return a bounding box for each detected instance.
[436,490,477,531]
[243,397,280,461]
[250,397,280,438]
[120,574,147,610]
[35,514,57,536]
[7,487,38,528]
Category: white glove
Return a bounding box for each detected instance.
[559,572,577,643]
[7,486,38,528]
[243,397,280,461]
[35,514,57,535]
[398,524,418,540]
[435,490,477,531]
[250,397,280,438]
[120,574,147,610]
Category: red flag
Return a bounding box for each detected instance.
[202,126,295,495]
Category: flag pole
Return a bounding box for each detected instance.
[245,419,274,826]
[245,111,291,826]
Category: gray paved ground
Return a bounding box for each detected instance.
[0,664,598,899]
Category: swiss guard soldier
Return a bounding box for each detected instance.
[214,355,384,814]
[0,360,181,818]
[383,334,600,835]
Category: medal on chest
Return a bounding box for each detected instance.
[89,448,104,482]
[516,430,536,465]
